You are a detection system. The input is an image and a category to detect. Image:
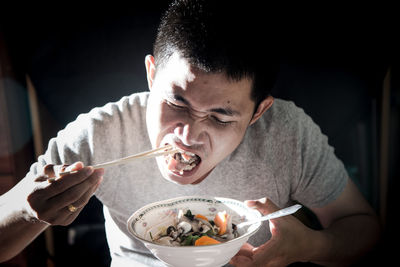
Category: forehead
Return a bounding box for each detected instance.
[154,53,253,106]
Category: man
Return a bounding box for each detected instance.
[0,1,380,266]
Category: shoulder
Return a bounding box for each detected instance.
[238,98,313,165]
[243,98,327,172]
[67,92,149,131]
[267,98,311,125]
[53,92,149,157]
[253,98,316,138]
[86,92,149,121]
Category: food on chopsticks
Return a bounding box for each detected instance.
[147,209,238,246]
[165,148,201,175]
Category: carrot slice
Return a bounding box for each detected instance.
[181,153,192,161]
[194,214,209,221]
[214,211,228,235]
[194,236,221,246]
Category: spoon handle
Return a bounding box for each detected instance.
[239,204,302,227]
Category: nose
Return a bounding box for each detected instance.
[174,119,206,147]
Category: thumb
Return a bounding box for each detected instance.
[230,255,253,266]
[244,197,280,215]
[54,162,84,177]
[64,161,84,172]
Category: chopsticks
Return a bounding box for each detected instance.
[58,144,179,176]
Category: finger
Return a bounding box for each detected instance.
[65,175,103,210]
[42,163,74,183]
[63,206,84,225]
[230,255,253,266]
[34,201,82,226]
[235,242,255,258]
[54,163,73,177]
[28,167,102,223]
[34,174,51,182]
[45,166,95,198]
[245,197,280,215]
[61,175,102,225]
[43,163,72,179]
[34,164,58,182]
[47,162,82,181]
[35,172,102,225]
[251,243,280,267]
[47,205,84,226]
[43,164,64,178]
[43,164,55,177]
[48,169,103,207]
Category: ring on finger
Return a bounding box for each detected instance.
[68,204,78,213]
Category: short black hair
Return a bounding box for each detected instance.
[153,0,279,108]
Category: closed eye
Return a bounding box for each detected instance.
[210,115,232,125]
[165,97,233,126]
[166,100,186,110]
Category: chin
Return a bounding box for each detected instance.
[161,168,202,185]
[156,162,209,185]
[163,175,194,185]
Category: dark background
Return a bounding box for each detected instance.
[0,2,398,266]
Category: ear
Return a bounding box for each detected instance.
[145,54,156,90]
[249,95,274,125]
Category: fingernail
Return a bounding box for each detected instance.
[96,168,105,176]
[258,197,267,204]
[65,162,79,172]
[244,200,256,207]
[85,166,94,175]
[34,174,49,182]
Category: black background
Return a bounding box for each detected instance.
[1,2,398,266]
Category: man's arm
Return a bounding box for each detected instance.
[0,190,48,261]
[0,162,103,262]
[308,178,380,266]
[230,179,380,267]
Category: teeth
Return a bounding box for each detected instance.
[166,146,200,174]
[175,147,194,156]
[174,150,197,164]
[183,163,196,171]
[184,151,195,156]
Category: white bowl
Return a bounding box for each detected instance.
[127,196,261,267]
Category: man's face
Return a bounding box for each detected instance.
[145,53,267,185]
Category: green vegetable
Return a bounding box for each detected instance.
[205,229,215,236]
[184,209,194,220]
[180,234,201,246]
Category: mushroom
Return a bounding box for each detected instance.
[177,221,192,234]
[200,224,211,233]
[195,218,215,234]
[167,226,179,239]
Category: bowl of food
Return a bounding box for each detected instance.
[127,196,262,267]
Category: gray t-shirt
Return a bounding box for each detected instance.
[27,92,347,266]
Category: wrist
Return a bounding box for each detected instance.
[298,228,331,264]
[22,209,50,227]
[19,203,50,227]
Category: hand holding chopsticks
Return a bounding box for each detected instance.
[58,144,178,176]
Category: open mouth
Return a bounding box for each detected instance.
[165,147,201,175]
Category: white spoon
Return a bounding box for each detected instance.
[237,204,302,230]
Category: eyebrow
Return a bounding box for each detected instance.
[172,94,241,117]
[210,107,240,116]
